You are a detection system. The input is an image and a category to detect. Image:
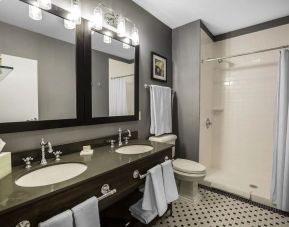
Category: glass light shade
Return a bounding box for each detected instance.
[117,16,126,37]
[122,38,130,49]
[64,19,75,29]
[131,26,139,45]
[93,6,103,30]
[29,4,42,21]
[103,35,111,44]
[71,0,81,25]
[39,0,52,10]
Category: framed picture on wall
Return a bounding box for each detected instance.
[151,52,167,82]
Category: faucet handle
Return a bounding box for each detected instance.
[47,142,53,153]
[53,151,62,162]
[22,157,33,169]
[107,140,116,148]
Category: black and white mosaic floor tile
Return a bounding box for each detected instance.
[153,187,289,227]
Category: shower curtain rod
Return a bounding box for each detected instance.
[202,45,289,63]
[110,74,134,79]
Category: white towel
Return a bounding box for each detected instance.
[72,197,100,227]
[38,210,73,227]
[161,160,179,203]
[142,165,168,216]
[129,199,157,224]
[150,85,172,136]
[0,139,6,153]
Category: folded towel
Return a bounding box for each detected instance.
[142,165,168,216]
[150,85,172,136]
[161,160,179,203]
[72,197,100,227]
[129,199,157,224]
[38,210,73,227]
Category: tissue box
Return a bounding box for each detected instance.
[0,153,12,180]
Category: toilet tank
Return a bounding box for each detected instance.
[149,134,177,158]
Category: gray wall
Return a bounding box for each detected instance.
[0,0,172,153]
[172,20,201,161]
[0,21,76,120]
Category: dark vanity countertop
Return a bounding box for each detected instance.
[0,140,173,215]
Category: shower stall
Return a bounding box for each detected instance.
[199,29,283,206]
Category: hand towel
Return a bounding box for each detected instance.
[0,139,6,153]
[142,165,168,216]
[72,197,100,227]
[129,199,157,224]
[150,85,172,136]
[161,160,179,203]
[38,210,73,227]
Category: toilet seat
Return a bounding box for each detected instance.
[173,159,206,174]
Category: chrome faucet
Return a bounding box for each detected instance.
[118,128,132,146]
[40,138,53,165]
[118,128,123,146]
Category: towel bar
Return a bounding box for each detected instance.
[133,170,149,179]
[133,157,173,179]
[144,84,175,93]
[97,184,117,201]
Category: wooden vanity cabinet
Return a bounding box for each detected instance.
[0,148,172,227]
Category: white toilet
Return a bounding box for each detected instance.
[149,134,206,204]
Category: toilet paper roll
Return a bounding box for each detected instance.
[0,139,6,153]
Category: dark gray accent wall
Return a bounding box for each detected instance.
[0,0,172,153]
[172,20,201,161]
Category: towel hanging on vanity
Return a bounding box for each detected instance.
[142,165,168,216]
[161,160,179,203]
[72,197,101,227]
[150,85,172,136]
[38,210,73,227]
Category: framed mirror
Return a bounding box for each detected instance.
[83,20,139,124]
[0,0,83,133]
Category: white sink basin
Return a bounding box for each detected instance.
[115,145,153,155]
[15,163,87,187]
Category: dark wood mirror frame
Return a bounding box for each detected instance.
[0,0,139,134]
[82,20,139,125]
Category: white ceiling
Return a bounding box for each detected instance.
[133,0,289,35]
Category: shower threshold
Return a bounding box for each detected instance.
[201,168,273,207]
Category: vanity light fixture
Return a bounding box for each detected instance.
[103,35,112,44]
[117,15,126,37]
[92,6,103,30]
[29,1,42,21]
[131,25,139,45]
[70,0,81,25]
[64,13,76,30]
[39,0,52,10]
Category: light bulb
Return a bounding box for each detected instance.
[131,26,139,45]
[92,6,103,30]
[39,0,52,10]
[123,38,130,49]
[71,0,81,25]
[117,16,126,37]
[64,13,76,30]
[29,3,42,21]
[103,35,111,44]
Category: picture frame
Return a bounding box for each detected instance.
[151,52,167,82]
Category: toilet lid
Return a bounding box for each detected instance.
[173,159,206,174]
